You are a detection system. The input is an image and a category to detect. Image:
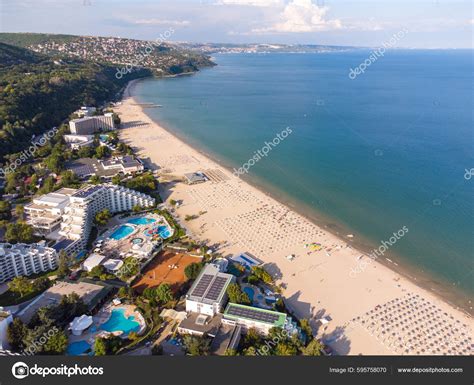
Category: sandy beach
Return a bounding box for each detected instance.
[116,79,473,355]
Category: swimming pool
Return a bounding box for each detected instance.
[243,287,255,301]
[127,217,157,225]
[144,225,172,239]
[109,225,134,240]
[131,237,144,244]
[157,225,171,239]
[100,308,140,336]
[67,340,91,356]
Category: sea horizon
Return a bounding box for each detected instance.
[130,50,473,313]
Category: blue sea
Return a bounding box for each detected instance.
[133,51,473,308]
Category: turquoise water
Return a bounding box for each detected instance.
[157,225,171,239]
[133,51,473,304]
[109,225,134,240]
[100,308,140,335]
[127,217,156,225]
[243,287,255,301]
[144,225,171,239]
[66,340,91,356]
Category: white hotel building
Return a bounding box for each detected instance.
[69,113,115,135]
[59,184,155,255]
[0,243,59,283]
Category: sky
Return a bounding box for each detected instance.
[1,0,473,48]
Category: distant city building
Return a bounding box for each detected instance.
[58,184,155,255]
[0,243,59,283]
[185,263,235,317]
[63,134,94,150]
[24,188,76,237]
[69,113,115,135]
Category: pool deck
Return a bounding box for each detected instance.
[95,213,173,261]
[67,303,146,352]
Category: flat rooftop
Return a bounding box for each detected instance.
[178,312,222,338]
[224,303,287,328]
[186,264,234,305]
[18,280,106,322]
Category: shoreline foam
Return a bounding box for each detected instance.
[116,79,473,355]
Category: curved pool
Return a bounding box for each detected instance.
[100,308,140,336]
[127,217,157,225]
[67,340,91,356]
[109,225,134,240]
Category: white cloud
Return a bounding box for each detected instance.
[252,0,341,33]
[217,0,282,6]
[132,19,190,26]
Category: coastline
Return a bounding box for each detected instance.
[116,79,473,355]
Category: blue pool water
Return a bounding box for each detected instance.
[109,225,134,240]
[157,225,171,239]
[243,287,255,301]
[127,217,157,225]
[67,340,91,356]
[100,308,140,335]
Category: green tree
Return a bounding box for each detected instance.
[184,262,203,280]
[7,317,28,351]
[43,330,68,355]
[274,341,298,356]
[94,209,111,226]
[95,145,110,159]
[249,266,273,285]
[57,251,71,279]
[302,338,323,356]
[183,335,210,356]
[5,222,35,243]
[299,319,313,342]
[8,276,33,297]
[224,348,238,356]
[89,174,101,185]
[0,200,12,220]
[59,170,80,188]
[155,283,174,304]
[77,145,94,158]
[226,283,251,305]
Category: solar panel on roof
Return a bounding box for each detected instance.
[226,305,280,324]
[204,276,228,301]
[191,274,213,297]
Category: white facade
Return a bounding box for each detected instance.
[24,188,76,237]
[0,243,59,283]
[69,113,115,135]
[63,134,94,150]
[185,264,235,317]
[0,310,13,349]
[59,184,155,255]
[82,253,107,272]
